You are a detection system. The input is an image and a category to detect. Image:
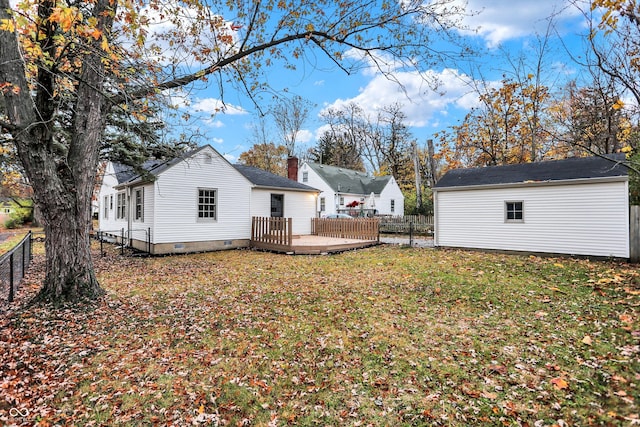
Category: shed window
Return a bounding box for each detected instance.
[302,171,308,183]
[198,189,217,221]
[505,201,524,222]
[391,199,395,213]
[320,197,325,212]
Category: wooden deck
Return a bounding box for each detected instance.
[250,216,380,254]
[250,234,379,255]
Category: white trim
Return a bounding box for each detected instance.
[434,175,628,192]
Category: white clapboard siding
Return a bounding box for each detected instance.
[379,176,404,216]
[435,180,629,258]
[299,163,335,215]
[151,147,252,244]
[250,189,316,235]
[97,162,127,233]
[128,183,154,243]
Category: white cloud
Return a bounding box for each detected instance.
[223,153,237,163]
[439,0,582,48]
[296,129,314,144]
[211,137,224,145]
[191,98,247,116]
[321,68,480,128]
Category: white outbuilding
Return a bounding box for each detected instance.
[433,155,630,258]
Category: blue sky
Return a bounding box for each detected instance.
[167,0,592,163]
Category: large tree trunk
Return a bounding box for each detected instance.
[37,195,102,302]
[0,0,115,303]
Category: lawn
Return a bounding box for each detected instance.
[1,242,638,426]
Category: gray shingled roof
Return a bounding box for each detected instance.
[434,154,629,189]
[306,162,390,194]
[233,164,318,192]
[113,146,210,185]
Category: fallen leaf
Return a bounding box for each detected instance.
[620,314,634,323]
[551,377,569,390]
[612,375,628,383]
[481,390,498,400]
[582,335,593,345]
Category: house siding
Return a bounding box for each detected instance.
[434,180,629,258]
[298,162,404,216]
[128,183,154,243]
[379,177,404,216]
[151,147,252,244]
[300,163,336,215]
[250,189,316,235]
[97,162,127,233]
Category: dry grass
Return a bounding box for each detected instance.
[1,242,638,426]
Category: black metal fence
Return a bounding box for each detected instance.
[0,231,32,303]
[96,228,151,255]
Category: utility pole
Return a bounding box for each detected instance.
[412,140,422,212]
[426,139,437,188]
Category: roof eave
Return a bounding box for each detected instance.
[433,175,628,192]
[252,185,320,193]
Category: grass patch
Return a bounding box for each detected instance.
[1,244,638,426]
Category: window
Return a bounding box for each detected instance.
[198,189,217,220]
[320,197,325,212]
[302,171,308,183]
[271,194,284,217]
[109,195,113,210]
[103,196,109,219]
[505,201,523,222]
[134,188,144,221]
[391,199,395,213]
[116,193,126,219]
[339,196,344,206]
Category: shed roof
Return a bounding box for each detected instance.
[305,162,390,194]
[233,164,318,192]
[434,154,629,190]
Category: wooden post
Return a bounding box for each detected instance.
[631,205,640,263]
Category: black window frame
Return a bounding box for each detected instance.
[505,201,524,222]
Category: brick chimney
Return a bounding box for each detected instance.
[287,156,299,181]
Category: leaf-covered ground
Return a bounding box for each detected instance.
[1,243,638,426]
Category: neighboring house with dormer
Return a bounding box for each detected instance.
[97,145,318,254]
[433,154,630,258]
[294,159,404,217]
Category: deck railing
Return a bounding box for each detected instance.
[251,217,293,247]
[312,218,379,241]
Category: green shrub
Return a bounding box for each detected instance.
[3,199,33,229]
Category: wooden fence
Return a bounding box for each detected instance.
[251,217,293,248]
[378,215,434,234]
[312,218,379,241]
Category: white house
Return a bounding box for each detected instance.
[433,154,630,258]
[98,145,318,254]
[294,160,404,217]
